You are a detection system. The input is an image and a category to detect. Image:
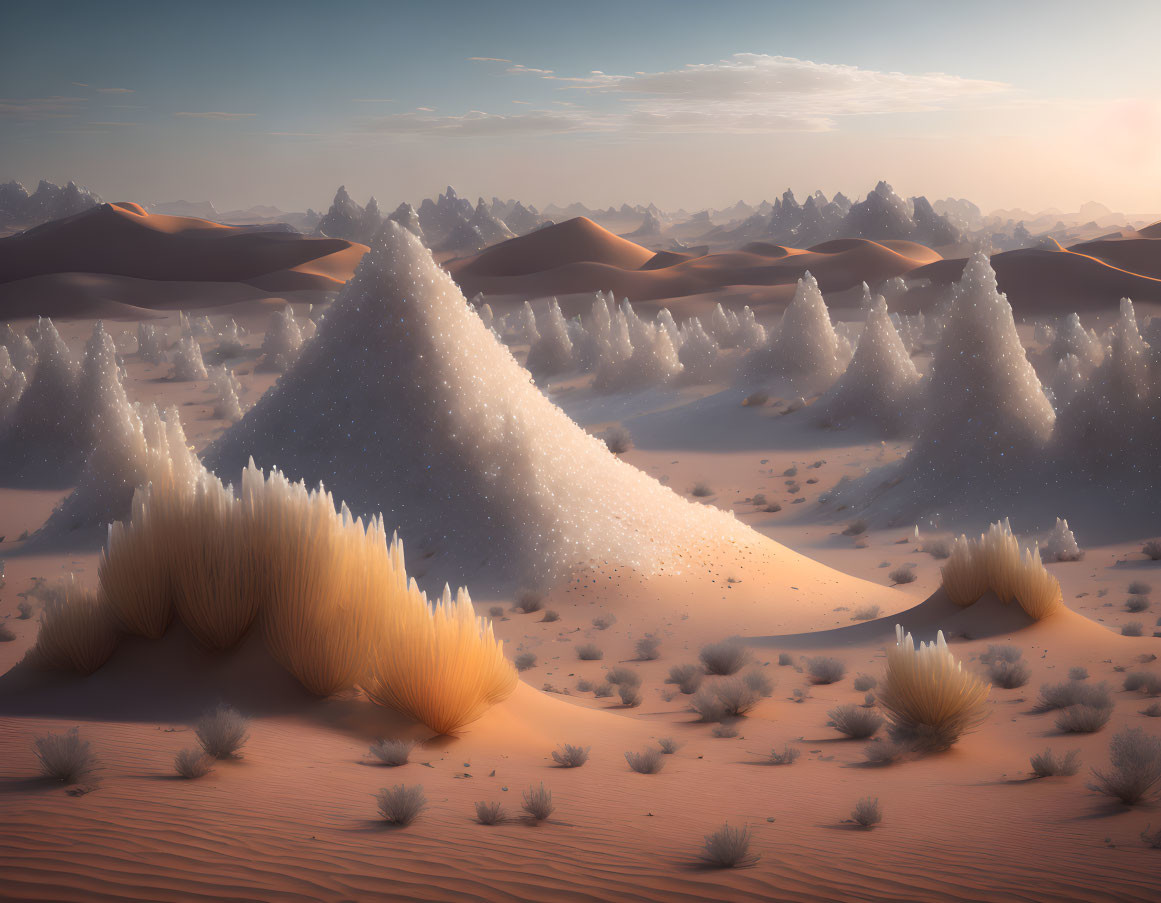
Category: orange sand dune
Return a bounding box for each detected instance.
[0,202,368,298]
[448,218,939,302]
[911,240,1161,313]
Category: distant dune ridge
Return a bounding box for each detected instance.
[448,217,940,303]
[207,222,765,590]
[0,202,368,315]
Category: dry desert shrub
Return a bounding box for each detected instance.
[18,601,33,619]
[515,592,543,613]
[699,824,758,868]
[777,653,793,666]
[522,783,554,821]
[541,610,559,623]
[575,678,594,692]
[1122,621,1145,637]
[851,604,881,621]
[863,739,909,766]
[768,745,800,765]
[1037,680,1113,712]
[576,643,604,661]
[1030,748,1081,777]
[488,605,505,618]
[1142,539,1161,561]
[712,723,739,738]
[618,685,643,707]
[602,426,632,454]
[690,482,714,498]
[514,652,537,672]
[1144,702,1161,717]
[606,666,642,688]
[34,728,94,784]
[742,668,774,697]
[1088,728,1161,804]
[939,520,1061,620]
[625,748,665,774]
[988,659,1031,689]
[475,800,505,825]
[1069,666,1089,680]
[699,640,748,675]
[842,520,868,536]
[174,748,213,779]
[877,625,990,750]
[635,635,661,660]
[888,565,916,585]
[658,737,680,754]
[1128,581,1153,596]
[370,739,415,766]
[1056,704,1112,733]
[1124,672,1161,696]
[851,797,882,828]
[196,704,250,759]
[666,663,704,695]
[33,578,118,674]
[551,744,590,767]
[853,674,878,692]
[828,704,884,739]
[592,613,617,630]
[376,784,427,825]
[979,644,1022,664]
[805,656,846,685]
[1126,597,1152,613]
[592,682,614,698]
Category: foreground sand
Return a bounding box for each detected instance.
[1,311,1160,902]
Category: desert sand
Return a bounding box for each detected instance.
[2,231,1160,902]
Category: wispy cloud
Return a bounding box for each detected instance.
[427,53,1010,136]
[359,108,603,137]
[96,87,134,94]
[174,111,256,120]
[0,96,85,119]
[351,98,395,103]
[468,57,511,63]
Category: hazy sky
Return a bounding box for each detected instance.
[2,0,1159,215]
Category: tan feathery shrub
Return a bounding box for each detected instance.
[877,625,990,750]
[34,577,118,674]
[939,519,1061,619]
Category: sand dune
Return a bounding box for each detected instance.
[448,218,939,303]
[0,203,367,300]
[910,237,1161,312]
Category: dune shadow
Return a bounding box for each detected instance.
[0,625,422,742]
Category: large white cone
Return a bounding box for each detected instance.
[208,223,753,589]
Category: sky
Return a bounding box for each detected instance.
[2,0,1160,216]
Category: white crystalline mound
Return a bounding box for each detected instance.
[207,222,755,589]
[744,271,844,394]
[137,322,169,364]
[913,251,1055,465]
[170,335,208,381]
[208,364,244,422]
[1053,298,1156,477]
[1040,517,1083,562]
[40,404,201,537]
[260,305,305,371]
[811,294,919,435]
[0,346,27,427]
[525,298,574,378]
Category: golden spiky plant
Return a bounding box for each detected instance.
[938,519,1061,620]
[99,482,177,639]
[169,476,261,651]
[243,463,381,696]
[940,534,987,607]
[362,536,517,734]
[877,625,990,751]
[34,577,119,674]
[1010,545,1063,620]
